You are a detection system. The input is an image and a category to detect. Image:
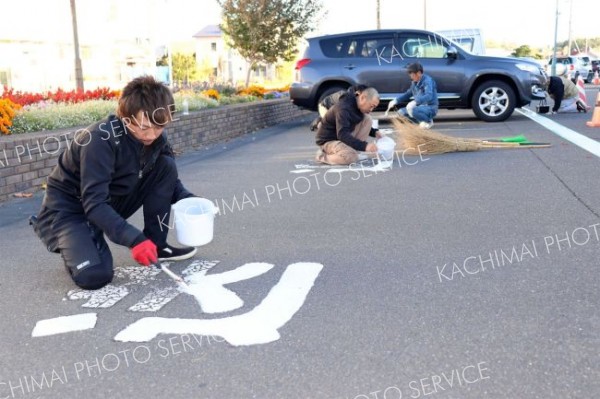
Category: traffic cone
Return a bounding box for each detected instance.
[593,71,600,86]
[586,91,600,127]
[576,76,591,111]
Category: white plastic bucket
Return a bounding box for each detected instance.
[172,198,218,247]
[376,136,396,161]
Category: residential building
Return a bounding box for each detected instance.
[192,25,276,85]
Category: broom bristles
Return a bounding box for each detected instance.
[391,117,482,155]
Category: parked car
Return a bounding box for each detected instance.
[290,29,548,122]
[546,56,593,82]
[592,60,599,75]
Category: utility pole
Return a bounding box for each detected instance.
[168,45,173,89]
[70,0,84,91]
[551,0,559,76]
[376,0,381,29]
[567,0,573,55]
[423,0,427,29]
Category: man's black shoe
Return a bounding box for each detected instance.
[576,101,587,113]
[309,117,321,131]
[158,244,197,261]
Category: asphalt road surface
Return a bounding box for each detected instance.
[1,87,600,399]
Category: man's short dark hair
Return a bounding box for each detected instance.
[406,63,424,74]
[117,76,174,126]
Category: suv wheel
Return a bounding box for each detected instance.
[317,85,349,106]
[471,80,516,122]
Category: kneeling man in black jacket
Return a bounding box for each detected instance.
[30,76,197,290]
[315,87,381,165]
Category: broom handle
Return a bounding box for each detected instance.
[479,142,551,148]
[480,135,528,143]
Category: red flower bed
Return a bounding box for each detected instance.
[2,86,120,106]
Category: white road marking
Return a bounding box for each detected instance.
[31,313,97,337]
[113,262,324,346]
[326,160,393,173]
[37,260,322,346]
[181,262,275,314]
[517,107,600,158]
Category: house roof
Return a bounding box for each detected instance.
[193,25,222,38]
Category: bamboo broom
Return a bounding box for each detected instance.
[391,117,551,155]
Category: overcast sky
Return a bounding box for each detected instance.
[192,0,598,48]
[3,0,597,49]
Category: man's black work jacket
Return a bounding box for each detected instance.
[43,115,192,248]
[315,90,376,151]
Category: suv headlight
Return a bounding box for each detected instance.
[516,63,540,73]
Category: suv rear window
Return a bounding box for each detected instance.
[347,36,395,58]
[320,37,349,58]
[319,35,395,58]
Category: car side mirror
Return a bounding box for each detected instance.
[446,46,458,59]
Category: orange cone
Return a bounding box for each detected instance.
[586,92,600,127]
[577,76,591,111]
[593,71,600,86]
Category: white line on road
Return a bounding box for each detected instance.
[32,313,97,337]
[114,262,324,346]
[516,107,600,158]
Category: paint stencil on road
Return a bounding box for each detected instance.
[66,260,218,312]
[127,286,179,312]
[33,260,324,346]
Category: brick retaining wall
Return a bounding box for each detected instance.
[0,99,311,202]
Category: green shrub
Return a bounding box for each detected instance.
[172,93,218,112]
[211,84,237,97]
[219,95,259,105]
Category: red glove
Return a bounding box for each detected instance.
[131,239,157,266]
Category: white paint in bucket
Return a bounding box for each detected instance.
[172,198,218,247]
[376,136,395,161]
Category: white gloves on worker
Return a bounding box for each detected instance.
[406,100,417,117]
[385,99,398,116]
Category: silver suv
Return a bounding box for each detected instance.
[290,29,548,122]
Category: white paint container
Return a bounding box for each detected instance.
[372,119,379,129]
[172,198,218,247]
[376,136,396,161]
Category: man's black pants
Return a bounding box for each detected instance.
[33,156,178,290]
